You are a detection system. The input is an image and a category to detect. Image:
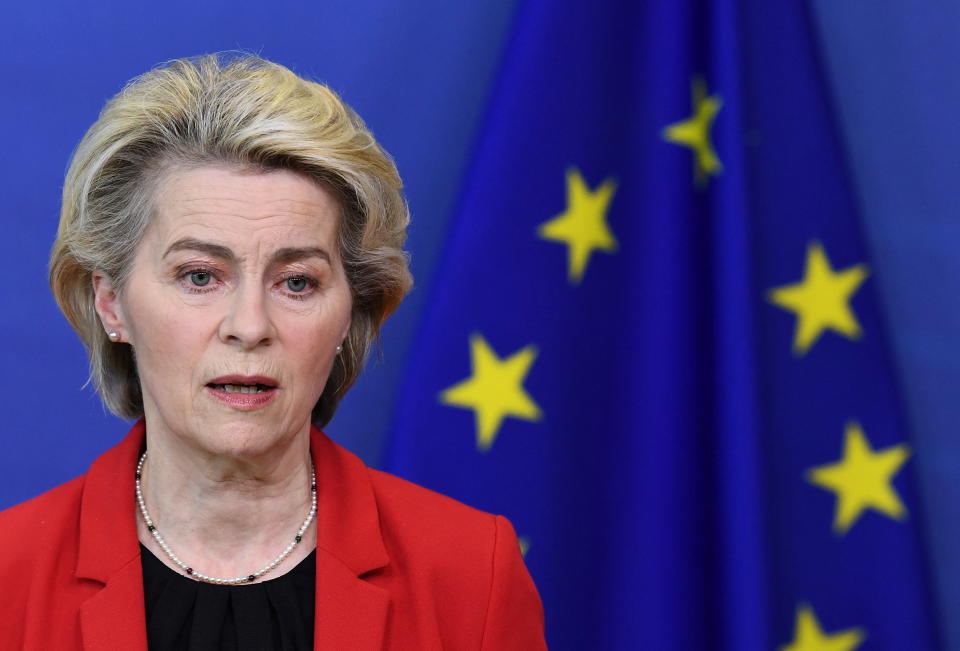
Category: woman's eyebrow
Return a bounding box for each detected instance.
[270,247,331,266]
[161,240,330,266]
[162,238,235,262]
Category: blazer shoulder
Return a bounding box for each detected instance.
[367,467,498,537]
[364,469,545,649]
[364,467,520,576]
[0,474,86,557]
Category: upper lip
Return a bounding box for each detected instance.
[207,375,279,388]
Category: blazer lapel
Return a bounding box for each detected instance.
[79,557,148,651]
[75,421,148,651]
[313,551,389,649]
[311,427,391,650]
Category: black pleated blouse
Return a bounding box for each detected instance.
[140,543,316,650]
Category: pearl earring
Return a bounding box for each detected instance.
[335,344,343,354]
[108,332,120,342]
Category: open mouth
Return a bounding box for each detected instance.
[205,377,279,410]
[207,383,275,394]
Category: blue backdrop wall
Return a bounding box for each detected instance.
[4,2,960,648]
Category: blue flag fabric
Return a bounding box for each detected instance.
[386,0,940,648]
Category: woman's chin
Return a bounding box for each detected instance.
[199,432,287,462]
[165,415,307,463]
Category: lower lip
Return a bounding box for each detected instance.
[205,386,278,410]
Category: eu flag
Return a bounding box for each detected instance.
[386,0,940,647]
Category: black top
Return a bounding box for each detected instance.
[140,543,316,651]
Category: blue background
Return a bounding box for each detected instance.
[3,1,959,647]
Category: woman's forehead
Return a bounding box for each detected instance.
[147,166,341,254]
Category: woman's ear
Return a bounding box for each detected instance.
[92,271,128,342]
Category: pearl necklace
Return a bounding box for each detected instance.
[135,451,317,584]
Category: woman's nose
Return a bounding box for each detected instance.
[218,283,276,349]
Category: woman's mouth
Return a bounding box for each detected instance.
[205,376,279,409]
[208,383,274,394]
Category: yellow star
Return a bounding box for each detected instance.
[781,604,864,651]
[807,422,910,534]
[440,334,542,451]
[662,76,723,186]
[768,241,869,355]
[538,168,617,284]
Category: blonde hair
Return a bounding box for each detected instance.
[50,53,412,426]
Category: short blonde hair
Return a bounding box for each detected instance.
[50,53,412,426]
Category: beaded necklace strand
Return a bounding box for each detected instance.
[135,451,317,584]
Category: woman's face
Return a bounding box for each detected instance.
[95,165,352,459]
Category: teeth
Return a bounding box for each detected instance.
[221,384,264,394]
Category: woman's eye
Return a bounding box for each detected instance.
[189,271,212,287]
[286,277,308,292]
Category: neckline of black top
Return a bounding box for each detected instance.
[140,542,317,651]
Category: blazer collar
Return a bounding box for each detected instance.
[309,425,389,575]
[76,420,145,582]
[74,421,390,650]
[309,426,390,649]
[75,420,148,650]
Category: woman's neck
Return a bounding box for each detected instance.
[136,421,317,582]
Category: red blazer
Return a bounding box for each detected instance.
[0,422,546,650]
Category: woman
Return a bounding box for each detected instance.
[0,54,545,650]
